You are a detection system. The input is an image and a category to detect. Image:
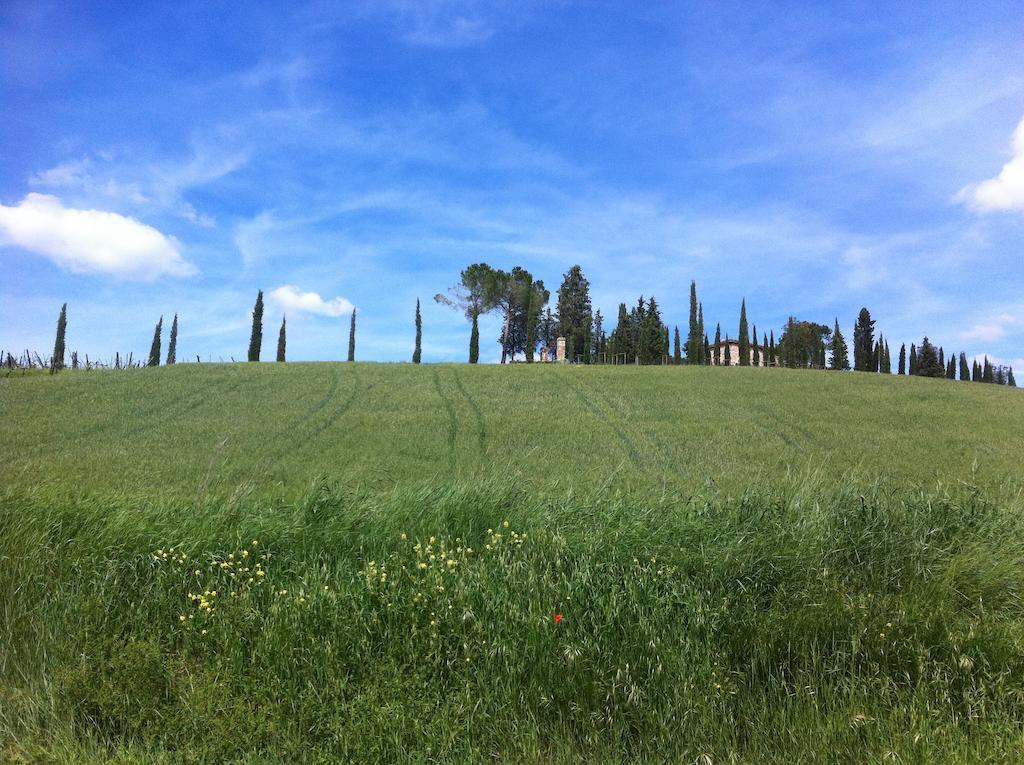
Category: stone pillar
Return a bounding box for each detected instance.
[540,347,549,362]
[556,337,567,363]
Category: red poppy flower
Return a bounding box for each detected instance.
[553,614,563,624]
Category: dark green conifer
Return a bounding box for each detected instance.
[898,343,906,375]
[686,281,701,363]
[167,313,178,365]
[853,308,875,372]
[347,308,357,362]
[959,352,970,381]
[768,330,776,367]
[51,303,68,374]
[909,343,917,375]
[276,316,286,362]
[1009,367,1016,387]
[738,299,750,366]
[913,337,943,377]
[829,319,850,370]
[704,335,711,365]
[713,323,722,365]
[983,357,994,383]
[763,332,769,367]
[673,326,682,364]
[148,316,163,367]
[752,324,760,366]
[721,335,730,366]
[469,314,480,363]
[413,299,422,364]
[248,290,264,362]
[697,303,706,364]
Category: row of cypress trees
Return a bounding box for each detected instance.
[36,293,1018,385]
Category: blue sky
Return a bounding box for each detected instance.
[2,1,1023,367]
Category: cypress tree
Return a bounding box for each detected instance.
[973,359,981,382]
[853,308,875,371]
[713,323,722,365]
[721,335,730,366]
[51,303,68,374]
[898,343,906,375]
[884,340,891,373]
[276,316,286,362]
[413,299,422,364]
[1008,367,1016,387]
[697,303,706,364]
[908,343,917,375]
[347,309,356,362]
[248,290,264,362]
[148,316,163,367]
[167,313,178,365]
[686,281,701,363]
[591,310,604,363]
[768,330,776,367]
[946,357,955,380]
[763,332,769,367]
[752,324,760,366]
[673,325,682,364]
[959,352,970,381]
[738,299,750,366]
[983,357,994,383]
[469,314,480,363]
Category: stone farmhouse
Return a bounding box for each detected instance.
[711,339,771,367]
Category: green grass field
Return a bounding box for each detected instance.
[3,364,1024,763]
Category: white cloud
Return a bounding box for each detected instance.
[960,312,1020,342]
[0,193,196,280]
[958,116,1024,212]
[29,144,246,225]
[268,285,354,317]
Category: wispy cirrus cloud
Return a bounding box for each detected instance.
[0,193,196,281]
[29,143,247,227]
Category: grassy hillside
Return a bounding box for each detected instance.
[2,362,1022,499]
[3,364,1024,763]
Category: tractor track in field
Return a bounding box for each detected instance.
[261,364,372,473]
[557,368,646,472]
[574,374,683,474]
[25,369,248,459]
[451,367,488,458]
[431,367,458,469]
[197,364,344,485]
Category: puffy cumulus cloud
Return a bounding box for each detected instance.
[958,116,1024,213]
[268,285,354,317]
[0,193,196,280]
